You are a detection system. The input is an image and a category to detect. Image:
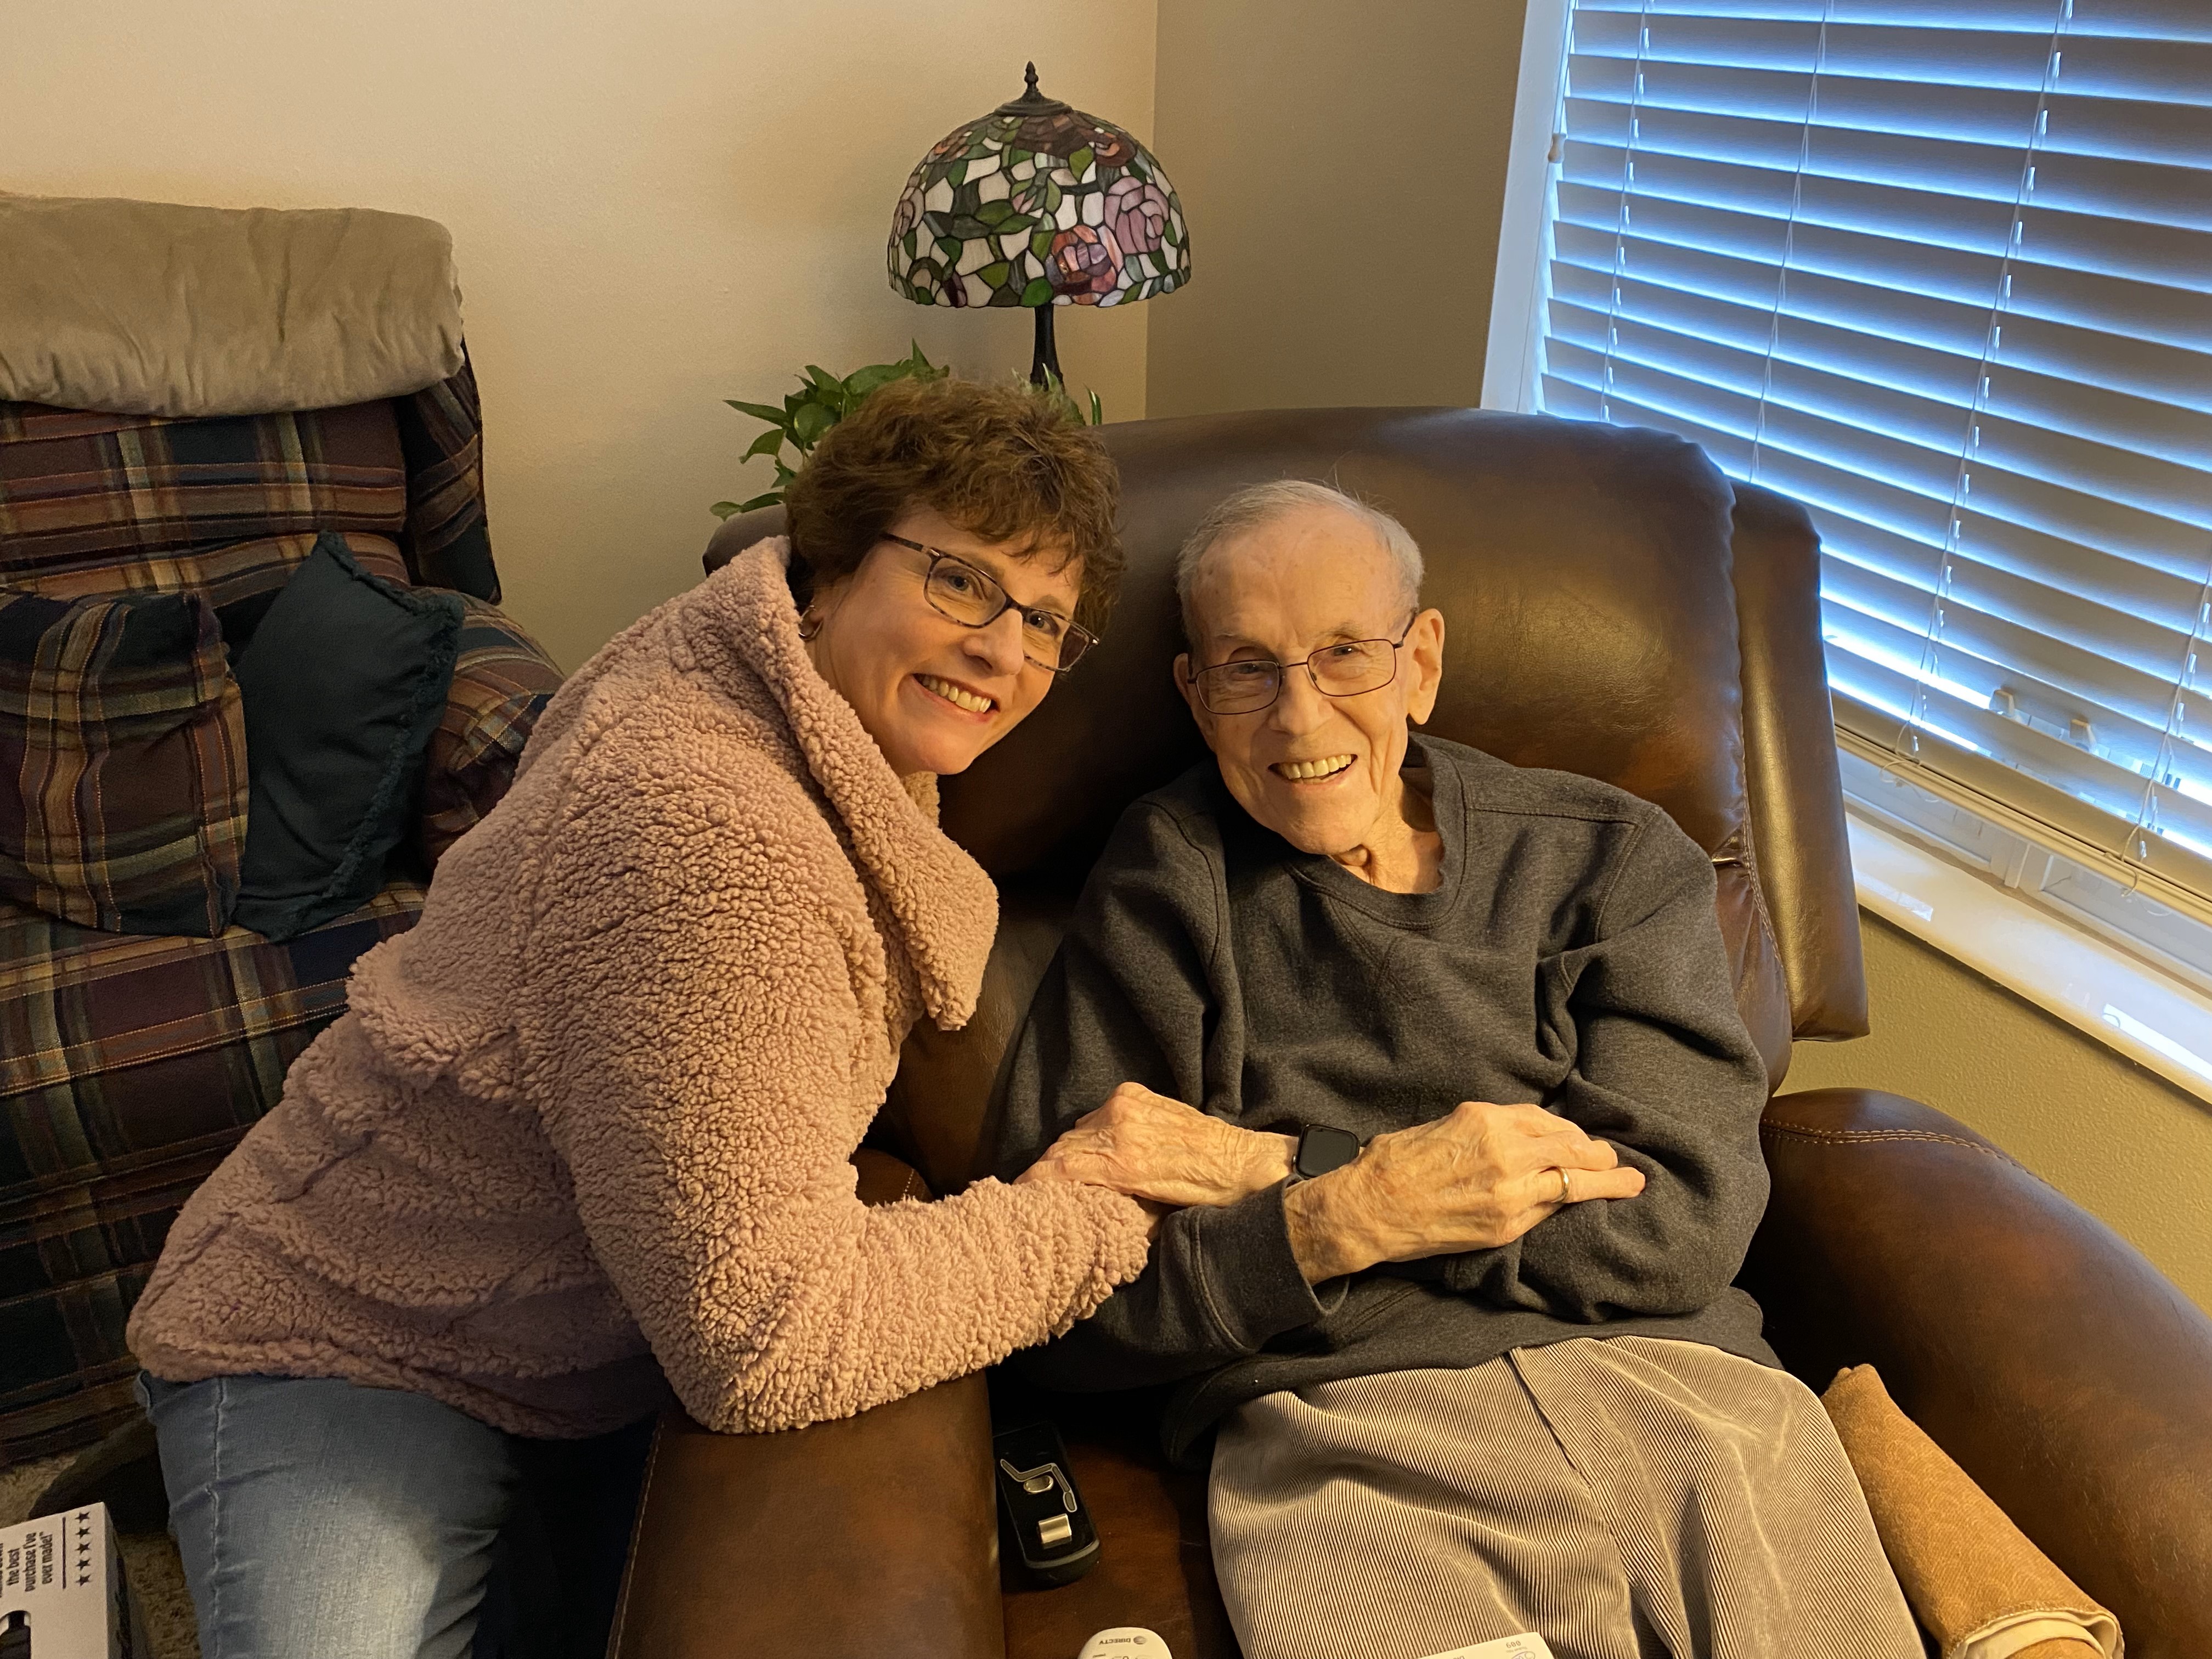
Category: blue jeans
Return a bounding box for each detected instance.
[140,1373,650,1659]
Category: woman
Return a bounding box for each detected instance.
[123,376,1155,1659]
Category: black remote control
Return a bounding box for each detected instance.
[992,1419,1101,1586]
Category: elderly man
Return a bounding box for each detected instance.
[995,481,1917,1659]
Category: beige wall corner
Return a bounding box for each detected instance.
[1145,0,1529,419]
[1785,914,2212,1317]
[1,0,1158,670]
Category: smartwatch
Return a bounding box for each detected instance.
[1293,1123,1363,1181]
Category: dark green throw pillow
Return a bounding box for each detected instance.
[232,533,462,941]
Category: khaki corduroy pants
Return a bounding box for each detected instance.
[1208,1337,1920,1659]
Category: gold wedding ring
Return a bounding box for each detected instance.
[1556,1167,1573,1205]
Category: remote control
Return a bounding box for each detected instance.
[1417,1634,1555,1659]
[1077,1628,1171,1659]
[992,1419,1101,1585]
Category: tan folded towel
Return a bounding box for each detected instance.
[1823,1365,2121,1659]
[0,191,463,417]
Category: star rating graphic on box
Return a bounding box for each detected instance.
[2,1502,146,1657]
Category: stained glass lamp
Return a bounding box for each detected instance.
[886,63,1190,386]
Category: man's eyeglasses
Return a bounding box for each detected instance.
[1185,619,1417,715]
[883,533,1097,673]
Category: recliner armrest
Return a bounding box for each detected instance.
[1745,1087,2212,1659]
[608,1377,1003,1659]
[607,1150,1005,1659]
[419,595,564,866]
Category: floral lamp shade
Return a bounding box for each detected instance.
[887,65,1190,317]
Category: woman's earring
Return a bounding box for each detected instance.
[797,606,823,642]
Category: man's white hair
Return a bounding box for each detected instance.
[1174,479,1425,650]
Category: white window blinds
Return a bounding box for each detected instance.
[1533,0,2212,926]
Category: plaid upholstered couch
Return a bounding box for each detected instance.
[0,363,564,1463]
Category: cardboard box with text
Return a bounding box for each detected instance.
[1,1503,144,1659]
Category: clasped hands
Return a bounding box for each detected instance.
[1017,1082,1645,1284]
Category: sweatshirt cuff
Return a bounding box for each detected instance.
[1190,1180,1342,1351]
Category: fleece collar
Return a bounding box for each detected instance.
[695,538,997,1030]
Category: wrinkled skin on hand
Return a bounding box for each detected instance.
[1018,1085,1647,1285]
[1017,1081,1295,1210]
[1286,1099,1646,1283]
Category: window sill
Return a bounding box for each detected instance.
[1844,810,2212,1106]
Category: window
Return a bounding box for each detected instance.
[1506,0,2212,989]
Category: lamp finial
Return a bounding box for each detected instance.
[1024,61,1039,99]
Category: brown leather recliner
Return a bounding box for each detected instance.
[611,409,2212,1659]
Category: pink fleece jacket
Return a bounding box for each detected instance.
[127,539,1152,1437]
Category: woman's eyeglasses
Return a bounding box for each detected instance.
[882,533,1097,673]
[1186,619,1417,714]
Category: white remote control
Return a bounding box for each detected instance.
[1077,1629,1172,1659]
[1417,1634,1555,1659]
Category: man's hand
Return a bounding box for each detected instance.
[1016,1082,1296,1209]
[1283,1099,1645,1282]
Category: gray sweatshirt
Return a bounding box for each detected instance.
[991,736,1777,1465]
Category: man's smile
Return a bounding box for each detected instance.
[1272,754,1356,782]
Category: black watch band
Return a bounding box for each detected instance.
[1294,1124,1363,1181]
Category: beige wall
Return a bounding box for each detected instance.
[1,1,1158,671]
[1786,915,2212,1315]
[1146,0,1528,419]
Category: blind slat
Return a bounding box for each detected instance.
[1550,329,2212,580]
[1577,0,2212,47]
[1551,220,2212,383]
[1820,538,2196,679]
[1831,695,2212,927]
[1567,52,2212,166]
[1553,207,2212,353]
[1555,267,2212,457]
[1945,509,2210,634]
[1541,0,2212,901]
[1575,18,2060,87]
[1573,18,2212,105]
[1827,645,2212,872]
[1826,641,2175,829]
[1561,137,2212,291]
[1775,450,2210,631]
[2068,2,2212,43]
[1823,568,2191,749]
[1565,95,2212,233]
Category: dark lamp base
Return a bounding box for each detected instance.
[1030,304,1063,387]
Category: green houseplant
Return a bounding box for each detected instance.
[712,343,1102,520]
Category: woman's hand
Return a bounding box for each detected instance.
[1017,1082,1295,1209]
[1284,1099,1644,1282]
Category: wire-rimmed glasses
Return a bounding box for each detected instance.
[882,533,1097,673]
[1186,619,1417,714]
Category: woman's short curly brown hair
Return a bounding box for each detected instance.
[782,375,1124,633]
